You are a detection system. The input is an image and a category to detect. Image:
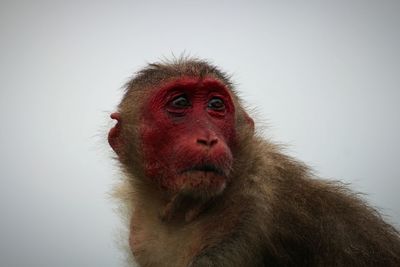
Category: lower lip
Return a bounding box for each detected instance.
[187,169,224,176]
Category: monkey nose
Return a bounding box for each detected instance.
[197,137,218,148]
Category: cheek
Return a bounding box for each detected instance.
[139,114,193,183]
[215,117,237,147]
[139,121,174,176]
[140,108,176,149]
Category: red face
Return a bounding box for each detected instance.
[139,77,236,196]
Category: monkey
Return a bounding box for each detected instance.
[108,58,400,267]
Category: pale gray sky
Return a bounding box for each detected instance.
[1,1,399,266]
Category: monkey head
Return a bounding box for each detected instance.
[108,61,254,200]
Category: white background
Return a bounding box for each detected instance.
[1,1,399,266]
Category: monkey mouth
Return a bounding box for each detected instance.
[184,164,225,176]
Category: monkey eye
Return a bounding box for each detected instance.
[171,95,191,108]
[208,97,225,111]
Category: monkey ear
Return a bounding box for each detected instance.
[108,112,122,155]
[242,110,255,133]
[244,112,255,132]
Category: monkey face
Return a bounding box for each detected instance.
[138,77,236,197]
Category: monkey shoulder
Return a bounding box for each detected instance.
[255,150,400,266]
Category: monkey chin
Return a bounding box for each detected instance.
[178,170,228,199]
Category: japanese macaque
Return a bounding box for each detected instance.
[108,58,400,267]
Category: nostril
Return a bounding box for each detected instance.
[209,138,218,147]
[197,138,218,147]
[197,139,208,146]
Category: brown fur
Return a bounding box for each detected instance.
[110,58,400,266]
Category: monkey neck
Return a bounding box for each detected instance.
[131,177,214,224]
[160,192,213,223]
